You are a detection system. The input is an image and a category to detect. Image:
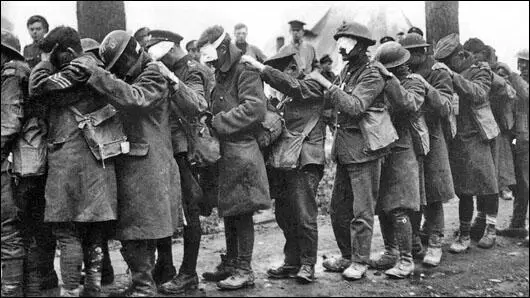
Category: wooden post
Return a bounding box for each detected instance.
[76,1,126,42]
[425,1,459,47]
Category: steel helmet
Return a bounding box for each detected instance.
[1,29,24,60]
[517,48,529,61]
[333,21,376,46]
[375,41,411,69]
[399,33,430,49]
[99,30,133,70]
[81,38,100,53]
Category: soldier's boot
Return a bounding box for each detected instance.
[371,215,399,270]
[322,256,352,272]
[202,254,237,282]
[385,256,414,279]
[423,234,443,267]
[267,263,300,279]
[82,245,103,297]
[295,264,315,284]
[477,224,496,249]
[342,262,368,280]
[110,242,156,297]
[158,272,199,295]
[1,259,24,297]
[470,214,486,241]
[216,260,255,290]
[496,223,529,238]
[449,234,471,253]
[152,237,176,285]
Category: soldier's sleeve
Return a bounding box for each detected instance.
[426,69,453,117]
[255,46,267,63]
[325,66,384,117]
[396,76,425,113]
[29,58,90,97]
[261,66,324,101]
[86,63,169,110]
[492,72,517,101]
[1,65,26,152]
[212,68,267,136]
[452,63,492,105]
[169,68,208,116]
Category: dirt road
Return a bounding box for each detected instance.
[45,197,528,297]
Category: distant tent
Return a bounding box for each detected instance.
[264,3,413,73]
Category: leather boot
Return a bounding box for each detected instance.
[83,245,103,297]
[295,264,315,284]
[423,234,443,267]
[470,215,486,241]
[216,260,255,290]
[158,272,199,295]
[267,263,300,279]
[477,224,496,249]
[496,225,529,238]
[449,234,470,253]
[322,256,351,272]
[202,254,237,282]
[152,237,176,285]
[1,259,24,297]
[152,262,176,285]
[385,256,414,279]
[111,241,156,297]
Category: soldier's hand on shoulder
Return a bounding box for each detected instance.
[432,62,453,77]
[241,55,265,72]
[147,61,180,87]
[70,56,99,76]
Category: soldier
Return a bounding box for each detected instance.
[29,26,119,297]
[372,41,426,278]
[380,36,396,44]
[407,26,424,37]
[23,15,49,69]
[1,29,30,297]
[133,27,151,49]
[186,40,201,62]
[319,54,336,83]
[197,25,271,290]
[145,29,211,294]
[308,21,392,281]
[496,49,529,246]
[399,33,455,267]
[278,20,318,74]
[233,23,267,63]
[71,30,182,296]
[241,48,327,284]
[462,38,517,244]
[432,33,498,252]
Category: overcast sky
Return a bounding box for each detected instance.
[2,1,528,71]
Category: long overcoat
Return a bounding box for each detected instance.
[449,62,498,196]
[415,56,456,204]
[210,45,271,217]
[83,52,181,240]
[29,55,118,222]
[378,74,424,214]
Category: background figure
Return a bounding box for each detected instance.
[278,20,318,74]
[233,23,267,62]
[23,15,48,68]
[186,40,201,62]
[319,54,336,83]
[134,27,151,49]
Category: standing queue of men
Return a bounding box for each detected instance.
[1,13,529,297]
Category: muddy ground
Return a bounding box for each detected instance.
[42,196,529,297]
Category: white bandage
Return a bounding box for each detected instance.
[148,41,174,61]
[200,30,227,64]
[337,37,357,54]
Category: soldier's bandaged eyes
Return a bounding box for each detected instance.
[148,41,174,61]
[337,37,357,54]
[200,30,227,63]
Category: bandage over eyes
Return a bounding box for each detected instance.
[337,37,358,54]
[200,30,227,64]
[147,41,174,61]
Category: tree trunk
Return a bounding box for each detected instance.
[425,1,459,46]
[77,1,126,43]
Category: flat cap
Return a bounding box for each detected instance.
[463,37,486,53]
[434,33,460,60]
[264,47,297,70]
[319,54,333,64]
[333,21,375,45]
[288,20,306,30]
[146,30,184,48]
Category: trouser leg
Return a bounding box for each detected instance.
[348,159,382,265]
[378,212,398,254]
[329,164,353,260]
[234,213,254,270]
[425,202,444,237]
[82,222,106,296]
[512,140,529,228]
[389,209,413,263]
[458,194,474,236]
[223,217,238,260]
[179,186,202,275]
[273,169,300,266]
[53,223,83,292]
